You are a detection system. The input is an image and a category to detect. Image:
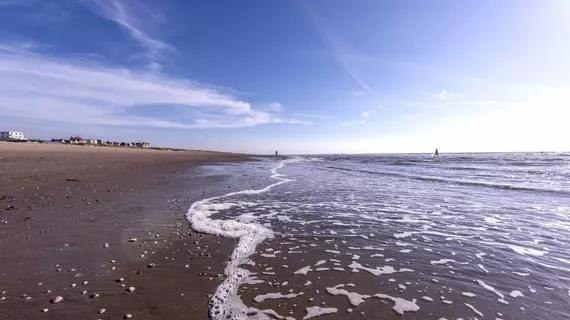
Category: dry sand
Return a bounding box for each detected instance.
[0,142,257,319]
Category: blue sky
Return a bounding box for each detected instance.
[1,0,569,153]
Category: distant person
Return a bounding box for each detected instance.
[434,148,439,157]
[275,151,278,156]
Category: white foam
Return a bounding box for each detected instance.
[399,249,412,253]
[422,296,433,302]
[303,306,338,319]
[348,261,413,276]
[430,259,456,265]
[485,217,501,224]
[326,285,370,306]
[553,257,570,265]
[529,286,536,293]
[243,277,264,285]
[464,303,483,317]
[325,250,340,254]
[186,158,300,320]
[476,280,504,299]
[370,254,384,258]
[394,232,415,239]
[254,292,303,303]
[314,260,326,266]
[462,292,476,297]
[475,252,487,259]
[374,294,419,315]
[509,290,523,298]
[508,245,547,257]
[477,264,489,273]
[294,266,312,275]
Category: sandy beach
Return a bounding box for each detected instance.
[0,142,260,319]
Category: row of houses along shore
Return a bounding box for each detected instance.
[52,136,150,148]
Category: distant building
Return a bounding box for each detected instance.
[69,136,86,144]
[0,131,25,140]
[87,139,98,144]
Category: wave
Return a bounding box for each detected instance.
[186,157,302,319]
[324,166,569,196]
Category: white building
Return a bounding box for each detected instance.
[0,131,25,140]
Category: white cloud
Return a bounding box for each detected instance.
[439,90,447,100]
[0,0,32,6]
[340,120,366,127]
[80,0,174,61]
[296,1,372,93]
[362,112,371,118]
[378,105,383,109]
[293,113,332,120]
[266,102,284,112]
[352,90,366,96]
[457,100,500,106]
[0,46,302,129]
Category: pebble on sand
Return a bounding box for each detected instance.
[41,308,48,312]
[124,313,133,319]
[127,287,136,292]
[128,237,138,242]
[50,296,63,303]
[116,278,125,283]
[103,243,110,248]
[99,308,106,314]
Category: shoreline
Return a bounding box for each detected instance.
[0,142,269,319]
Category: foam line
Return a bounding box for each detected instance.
[186,158,301,319]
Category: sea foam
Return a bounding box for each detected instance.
[186,158,300,319]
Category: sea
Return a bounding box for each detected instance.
[187,153,570,320]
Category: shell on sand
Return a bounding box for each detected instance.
[50,296,63,303]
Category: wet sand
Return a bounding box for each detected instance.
[0,142,262,319]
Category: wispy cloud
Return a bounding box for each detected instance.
[0,45,303,129]
[265,102,284,112]
[457,100,500,106]
[436,90,501,107]
[0,0,32,6]
[293,113,333,120]
[296,0,372,93]
[340,120,366,127]
[80,0,174,63]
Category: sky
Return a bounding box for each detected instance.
[0,0,569,154]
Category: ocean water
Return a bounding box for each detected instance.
[187,153,570,320]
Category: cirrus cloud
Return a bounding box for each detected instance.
[0,45,303,129]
